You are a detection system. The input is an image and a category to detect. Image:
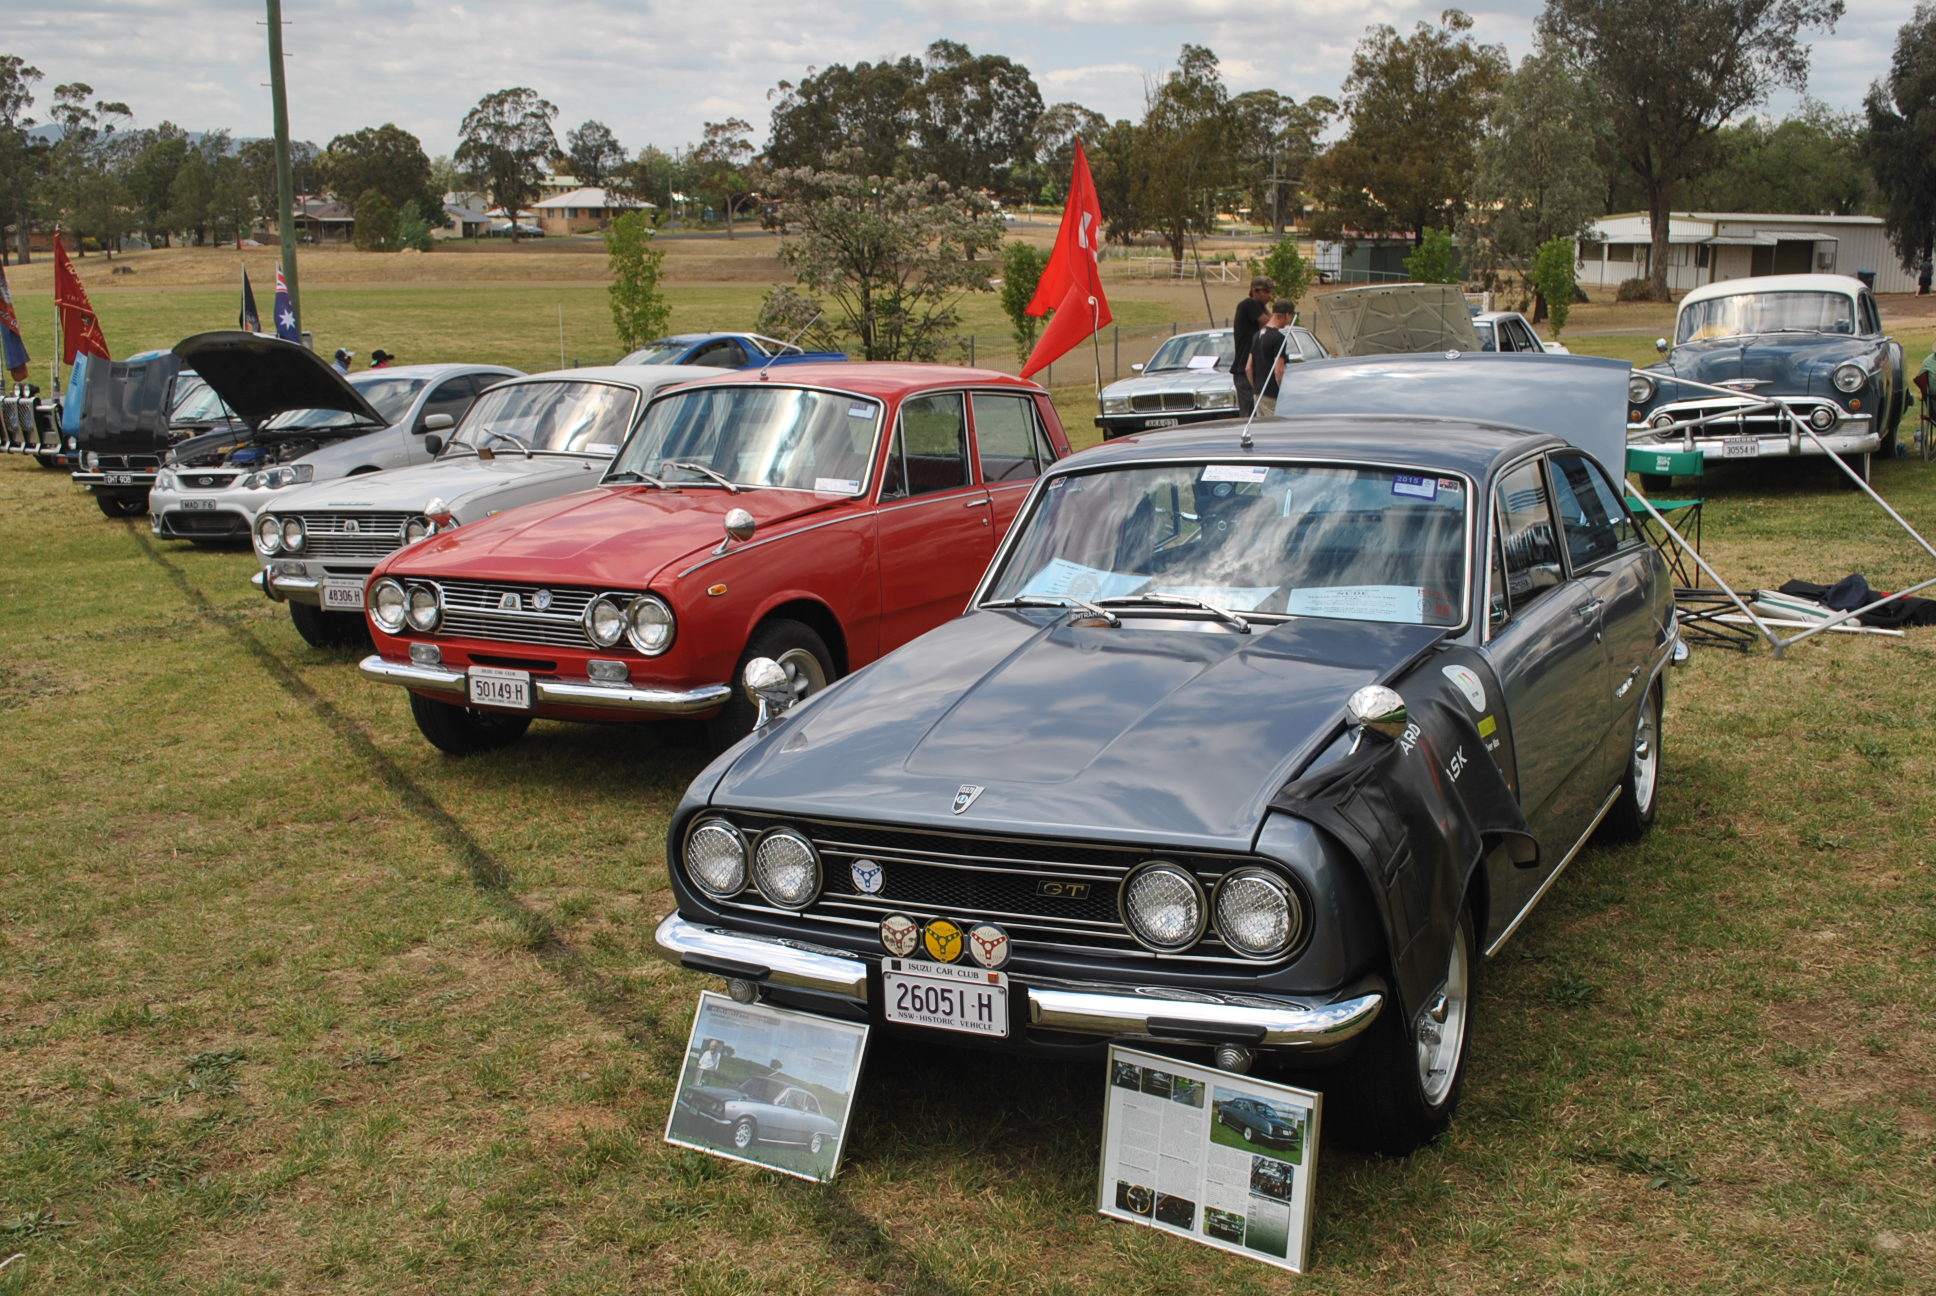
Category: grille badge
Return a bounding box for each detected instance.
[967,923,1010,970]
[922,918,964,963]
[851,859,883,894]
[532,589,554,611]
[499,592,521,611]
[880,914,918,958]
[342,518,360,534]
[1036,880,1091,900]
[952,784,984,814]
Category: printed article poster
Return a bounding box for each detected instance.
[1097,1046,1321,1272]
[664,992,868,1183]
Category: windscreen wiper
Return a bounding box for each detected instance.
[662,460,740,492]
[1097,592,1250,633]
[604,469,668,487]
[981,594,1121,627]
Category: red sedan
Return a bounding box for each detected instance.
[358,364,1070,752]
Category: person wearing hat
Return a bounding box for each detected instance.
[369,349,394,369]
[1231,275,1273,416]
[332,348,354,375]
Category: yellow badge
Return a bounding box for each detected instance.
[1477,714,1496,738]
[922,918,964,964]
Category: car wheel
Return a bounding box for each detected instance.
[809,1131,825,1155]
[288,600,369,649]
[96,493,145,518]
[1240,1123,1255,1144]
[732,1118,757,1150]
[407,691,532,756]
[1599,680,1662,842]
[707,618,834,751]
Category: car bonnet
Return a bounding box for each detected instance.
[173,330,385,430]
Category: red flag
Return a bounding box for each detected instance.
[53,233,110,364]
[1021,140,1112,380]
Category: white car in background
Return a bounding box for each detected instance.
[1470,311,1570,355]
[1095,326,1328,439]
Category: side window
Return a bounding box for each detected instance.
[1859,294,1880,335]
[1510,320,1539,352]
[1547,451,1633,571]
[421,376,482,428]
[972,393,1052,483]
[1295,331,1325,361]
[1494,458,1565,613]
[689,340,746,368]
[881,393,969,500]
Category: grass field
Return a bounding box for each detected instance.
[1,242,1934,1294]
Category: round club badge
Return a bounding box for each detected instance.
[879,914,919,959]
[966,923,1010,970]
[921,918,964,964]
[850,859,884,894]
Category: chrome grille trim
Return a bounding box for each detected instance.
[1130,392,1196,413]
[291,512,414,560]
[429,578,603,650]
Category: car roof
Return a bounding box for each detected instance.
[1061,412,1560,480]
[495,364,731,387]
[352,362,518,382]
[664,361,1045,398]
[1679,273,1864,307]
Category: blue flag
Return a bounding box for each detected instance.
[240,267,261,333]
[0,259,28,378]
[273,264,299,342]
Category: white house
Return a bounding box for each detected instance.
[531,187,653,236]
[1577,213,1917,296]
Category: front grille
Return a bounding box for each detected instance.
[97,454,161,471]
[703,814,1288,967]
[1650,398,1847,438]
[1130,391,1197,413]
[431,578,603,649]
[294,512,413,560]
[165,511,247,536]
[180,472,241,490]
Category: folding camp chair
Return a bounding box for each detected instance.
[1916,371,1934,463]
[1625,446,1705,589]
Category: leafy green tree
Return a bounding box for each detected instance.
[765,57,922,175]
[1686,104,1872,215]
[1530,237,1577,333]
[1404,227,1460,282]
[44,83,134,256]
[770,160,1004,360]
[352,189,399,251]
[564,120,625,186]
[1863,3,1936,275]
[1229,91,1335,236]
[395,201,435,252]
[999,240,1050,361]
[913,40,1042,195]
[604,209,670,351]
[754,285,843,352]
[0,56,41,263]
[1306,11,1508,245]
[1026,103,1106,204]
[691,118,753,238]
[238,135,318,231]
[1085,119,1145,246]
[454,87,558,242]
[1540,0,1845,299]
[126,124,189,246]
[320,123,439,220]
[1259,237,1316,310]
[1134,45,1235,269]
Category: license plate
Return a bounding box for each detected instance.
[181,499,216,510]
[322,579,365,611]
[468,665,532,710]
[105,472,136,486]
[1145,417,1179,429]
[883,960,1008,1038]
[1722,436,1759,458]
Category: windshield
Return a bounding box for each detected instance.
[1146,332,1235,373]
[1677,291,1857,344]
[445,380,639,456]
[170,374,234,424]
[260,375,423,432]
[619,338,693,366]
[984,461,1469,627]
[608,385,881,493]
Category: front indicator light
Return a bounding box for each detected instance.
[752,828,821,909]
[1122,862,1206,951]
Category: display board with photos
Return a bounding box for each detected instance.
[1098,1046,1321,1272]
[664,992,869,1183]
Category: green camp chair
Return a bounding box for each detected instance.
[1625,446,1705,590]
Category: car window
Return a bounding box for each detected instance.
[609,384,880,492]
[1145,332,1234,372]
[1546,452,1634,571]
[881,393,970,499]
[688,340,747,368]
[421,376,481,428]
[1508,320,1539,352]
[447,380,641,455]
[1293,329,1326,361]
[973,393,1054,484]
[1494,458,1565,615]
[260,375,425,431]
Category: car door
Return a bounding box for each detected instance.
[874,390,994,648]
[969,390,1058,539]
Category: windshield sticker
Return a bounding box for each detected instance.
[1020,558,1150,602]
[587,443,620,455]
[848,403,873,419]
[1286,585,1433,623]
[1441,664,1487,712]
[1145,583,1279,612]
[814,477,862,494]
[1437,477,1463,492]
[1201,464,1269,483]
[1186,355,1218,370]
[1392,474,1437,500]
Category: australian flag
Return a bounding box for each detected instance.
[273,264,299,342]
[239,268,261,333]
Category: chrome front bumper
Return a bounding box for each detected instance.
[252,568,333,607]
[651,913,1385,1049]
[358,654,733,715]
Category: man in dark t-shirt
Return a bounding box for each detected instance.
[1231,276,1273,415]
[1248,301,1295,417]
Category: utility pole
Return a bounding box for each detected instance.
[265,0,300,338]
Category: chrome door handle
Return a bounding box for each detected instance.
[964,497,990,508]
[1575,598,1604,617]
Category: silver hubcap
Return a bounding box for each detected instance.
[1415,920,1470,1108]
[1631,695,1659,816]
[773,646,828,703]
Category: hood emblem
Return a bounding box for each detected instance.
[880,914,919,958]
[342,517,360,533]
[850,859,883,894]
[951,784,984,815]
[498,592,521,611]
[531,589,553,611]
[967,923,1010,970]
[1717,378,1764,390]
[922,918,964,964]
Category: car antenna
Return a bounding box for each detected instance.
[1238,330,1293,450]
[758,312,824,382]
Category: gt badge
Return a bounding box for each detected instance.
[922,918,964,964]
[952,784,984,815]
[967,923,1010,970]
[851,859,884,894]
[880,914,919,958]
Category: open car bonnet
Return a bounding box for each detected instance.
[172,331,385,431]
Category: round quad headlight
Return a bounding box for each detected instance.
[404,583,440,632]
[1627,373,1656,405]
[370,578,407,632]
[1808,405,1838,430]
[280,516,305,553]
[1832,363,1865,394]
[254,513,283,555]
[584,594,627,648]
[403,515,433,543]
[752,828,821,909]
[625,595,675,655]
[1121,861,1206,952]
[1213,868,1303,959]
[685,818,749,899]
[1650,412,1676,430]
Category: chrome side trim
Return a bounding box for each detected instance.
[1484,786,1622,957]
[356,654,731,714]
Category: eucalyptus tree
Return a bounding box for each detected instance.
[1863,2,1936,276]
[455,87,558,241]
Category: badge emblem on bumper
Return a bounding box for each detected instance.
[922,918,964,963]
[967,923,1010,970]
[880,914,918,958]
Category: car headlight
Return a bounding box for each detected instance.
[1809,405,1838,430]
[403,515,433,543]
[1121,861,1206,951]
[1101,396,1131,414]
[370,578,407,632]
[625,595,675,655]
[752,828,821,909]
[1628,374,1656,405]
[83,451,99,470]
[1832,363,1866,394]
[685,818,749,899]
[1196,390,1237,410]
[154,468,177,490]
[254,513,283,555]
[1213,868,1303,959]
[405,583,440,632]
[279,516,304,552]
[1650,412,1676,429]
[584,594,627,648]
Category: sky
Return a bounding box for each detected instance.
[7,0,1911,162]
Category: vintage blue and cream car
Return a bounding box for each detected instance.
[1626,273,1906,485]
[1095,327,1327,439]
[653,356,1677,1154]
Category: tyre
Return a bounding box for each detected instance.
[808,1131,825,1155]
[1240,1123,1255,1144]
[96,492,145,518]
[1334,902,1477,1156]
[288,600,369,649]
[1600,680,1662,842]
[408,691,532,756]
[731,1118,756,1150]
[706,618,834,751]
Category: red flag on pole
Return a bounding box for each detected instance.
[1021,140,1112,380]
[53,233,111,364]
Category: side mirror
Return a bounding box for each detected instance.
[713,507,756,555]
[1130,363,1145,373]
[423,435,444,457]
[1654,337,1668,354]
[419,413,455,434]
[1345,685,1409,742]
[742,656,793,728]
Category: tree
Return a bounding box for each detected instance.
[999,240,1049,361]
[604,210,669,351]
[44,83,134,256]
[1530,237,1577,334]
[1305,11,1508,245]
[616,144,681,212]
[1085,119,1146,247]
[691,118,753,238]
[1863,3,1936,275]
[238,135,318,231]
[1686,105,1872,215]
[1540,0,1845,299]
[1027,103,1107,204]
[1259,237,1316,310]
[1404,227,1460,282]
[913,40,1042,195]
[754,284,843,352]
[319,123,439,219]
[770,160,1004,360]
[454,88,558,242]
[0,56,43,264]
[564,120,625,186]
[1228,91,1335,236]
[353,189,399,251]
[127,124,190,246]
[1134,45,1235,269]
[765,58,922,175]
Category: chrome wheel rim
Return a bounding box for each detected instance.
[1631,696,1659,816]
[773,646,828,704]
[1415,920,1470,1108]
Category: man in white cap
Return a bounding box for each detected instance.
[332,348,354,375]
